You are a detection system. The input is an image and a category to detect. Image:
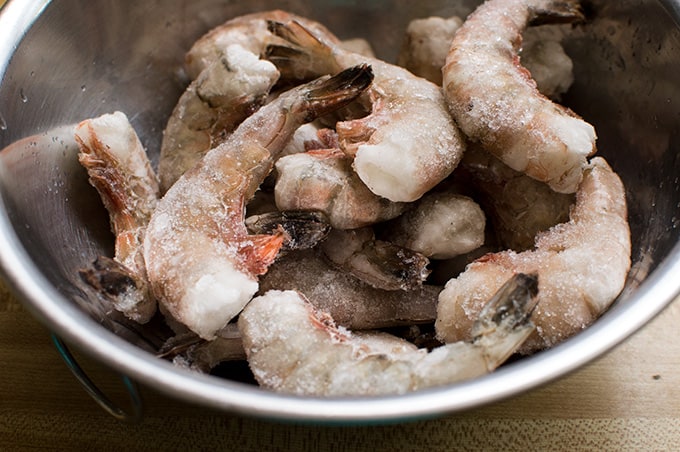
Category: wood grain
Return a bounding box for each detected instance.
[1,278,679,451]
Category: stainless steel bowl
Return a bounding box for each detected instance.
[1,0,679,423]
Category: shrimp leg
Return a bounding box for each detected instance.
[239,273,538,396]
[143,65,374,340]
[75,111,159,323]
[443,0,595,193]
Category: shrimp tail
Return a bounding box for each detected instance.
[529,0,585,26]
[296,64,374,121]
[239,228,287,276]
[471,272,539,369]
[245,211,331,251]
[265,20,340,81]
[79,255,153,322]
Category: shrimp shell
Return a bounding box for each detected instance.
[436,157,631,353]
[239,272,537,396]
[460,144,574,251]
[75,111,159,323]
[443,0,595,193]
[266,19,466,203]
[144,66,374,340]
[258,249,439,330]
[185,10,342,80]
[274,149,406,229]
[382,190,487,260]
[159,44,280,193]
[397,16,464,86]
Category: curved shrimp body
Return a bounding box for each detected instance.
[160,10,343,193]
[259,249,439,330]
[143,66,374,340]
[240,273,537,396]
[267,20,466,203]
[443,0,595,194]
[274,149,406,229]
[397,16,464,86]
[436,157,631,353]
[382,190,487,260]
[460,144,574,251]
[319,227,431,291]
[75,111,159,323]
[159,44,280,193]
[185,10,342,81]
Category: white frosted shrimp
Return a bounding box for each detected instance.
[460,144,574,251]
[396,15,574,100]
[383,190,486,260]
[397,16,464,85]
[259,249,439,330]
[278,122,324,157]
[443,0,595,193]
[266,19,466,202]
[436,157,631,353]
[319,227,430,291]
[274,149,406,229]
[185,10,342,80]
[143,66,373,340]
[521,28,575,100]
[74,111,159,323]
[240,272,538,396]
[159,44,279,193]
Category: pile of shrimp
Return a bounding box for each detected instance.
[74,1,631,397]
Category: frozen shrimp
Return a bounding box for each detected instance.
[278,122,324,157]
[143,65,374,340]
[75,111,159,323]
[397,16,464,86]
[161,10,344,191]
[266,19,466,202]
[460,144,574,251]
[185,10,342,81]
[521,27,575,100]
[158,44,280,192]
[436,157,631,353]
[320,227,430,291]
[239,272,538,396]
[274,149,406,229]
[381,190,486,260]
[259,249,439,330]
[443,0,595,193]
[340,38,376,58]
[397,15,573,100]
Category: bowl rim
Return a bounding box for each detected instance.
[1,0,680,423]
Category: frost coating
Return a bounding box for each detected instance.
[385,192,486,259]
[436,157,631,353]
[443,0,595,193]
[267,19,466,203]
[239,284,537,396]
[145,67,373,340]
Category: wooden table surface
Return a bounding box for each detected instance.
[2,277,679,451]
